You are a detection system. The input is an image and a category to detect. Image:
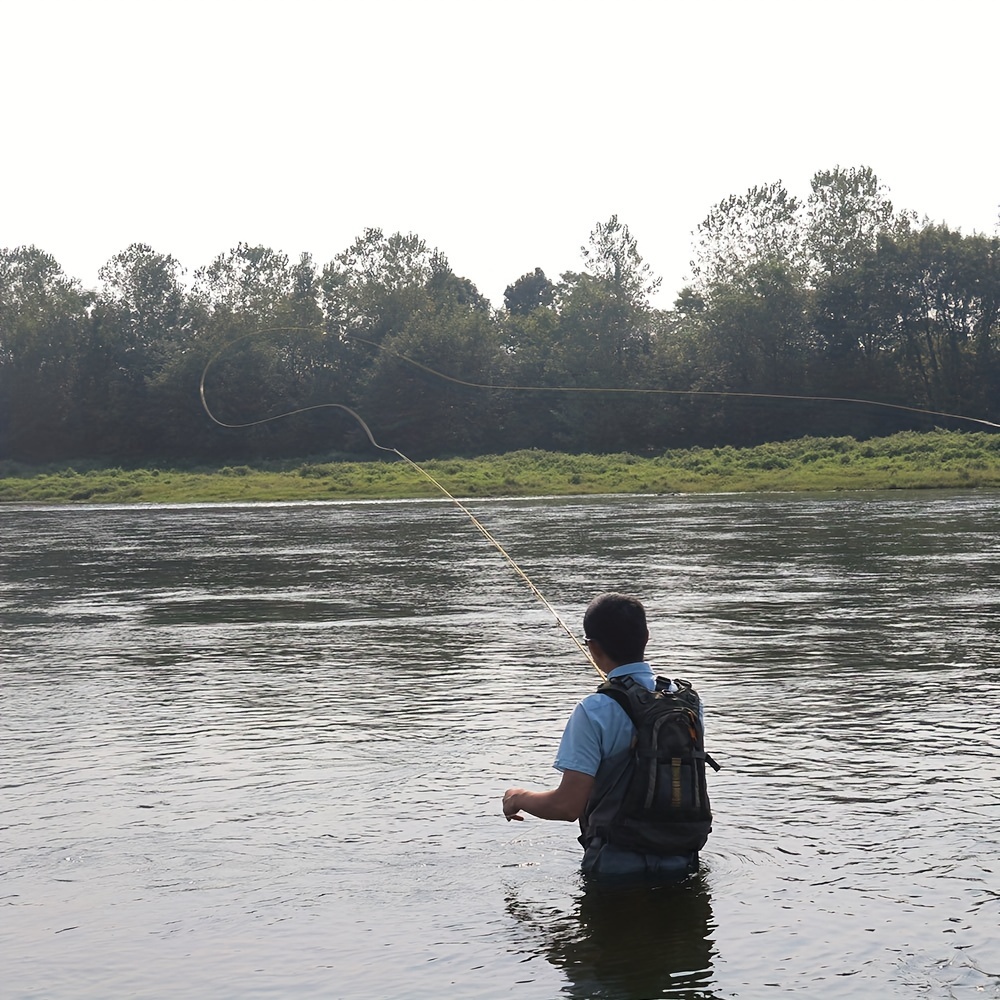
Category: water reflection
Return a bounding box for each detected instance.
[506,876,717,999]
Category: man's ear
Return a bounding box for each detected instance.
[587,639,615,672]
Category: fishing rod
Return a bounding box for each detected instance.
[199,336,604,680]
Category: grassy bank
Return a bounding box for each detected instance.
[2,430,999,505]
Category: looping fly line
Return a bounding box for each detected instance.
[200,325,999,680]
[199,329,604,680]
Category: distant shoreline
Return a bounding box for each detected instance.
[2,430,999,505]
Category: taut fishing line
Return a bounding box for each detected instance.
[200,326,1000,680]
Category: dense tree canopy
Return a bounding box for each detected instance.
[2,168,998,465]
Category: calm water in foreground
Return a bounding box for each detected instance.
[2,491,999,999]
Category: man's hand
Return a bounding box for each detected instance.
[503,788,526,821]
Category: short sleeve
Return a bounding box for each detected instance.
[553,701,603,776]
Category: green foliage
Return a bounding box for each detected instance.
[581,215,662,308]
[2,177,999,467]
[503,267,555,315]
[0,247,94,460]
[806,166,898,278]
[691,181,806,291]
[3,431,999,503]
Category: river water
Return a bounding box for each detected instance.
[2,491,999,999]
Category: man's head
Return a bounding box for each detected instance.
[583,592,649,666]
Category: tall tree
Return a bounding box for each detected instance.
[503,267,555,316]
[690,181,805,292]
[0,247,93,459]
[874,225,1000,417]
[193,243,294,318]
[805,165,901,279]
[581,215,662,308]
[87,244,193,455]
[359,258,500,456]
[558,217,662,370]
[321,228,437,344]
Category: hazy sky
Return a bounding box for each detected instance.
[3,0,997,307]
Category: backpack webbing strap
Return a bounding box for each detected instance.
[595,683,637,724]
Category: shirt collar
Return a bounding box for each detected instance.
[607,661,653,680]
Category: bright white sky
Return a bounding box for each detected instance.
[3,0,997,308]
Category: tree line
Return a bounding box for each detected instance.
[2,166,998,464]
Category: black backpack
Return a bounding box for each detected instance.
[593,675,720,856]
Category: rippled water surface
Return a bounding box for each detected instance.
[2,491,999,998]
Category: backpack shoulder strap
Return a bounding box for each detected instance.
[595,677,642,725]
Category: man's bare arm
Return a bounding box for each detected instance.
[502,769,595,822]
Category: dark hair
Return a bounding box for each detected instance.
[583,592,648,665]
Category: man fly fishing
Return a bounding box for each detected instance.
[503,592,718,878]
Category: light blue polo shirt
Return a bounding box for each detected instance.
[554,662,661,775]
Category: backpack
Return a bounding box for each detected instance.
[587,675,720,856]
